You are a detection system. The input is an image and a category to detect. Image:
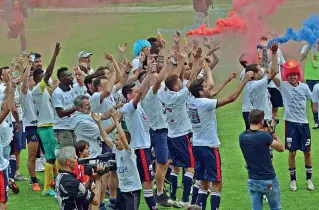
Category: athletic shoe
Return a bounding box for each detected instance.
[312,123,319,129]
[14,174,29,181]
[42,189,56,196]
[104,201,115,210]
[8,181,20,194]
[307,179,315,191]
[155,194,171,207]
[35,158,45,172]
[168,199,182,208]
[290,180,297,192]
[163,188,170,199]
[178,200,191,208]
[32,183,41,191]
[29,178,42,186]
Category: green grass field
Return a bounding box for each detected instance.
[1,0,319,209]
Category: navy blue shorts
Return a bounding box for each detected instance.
[285,121,311,152]
[150,128,170,164]
[0,170,8,203]
[135,148,154,183]
[11,121,26,153]
[26,126,40,143]
[268,88,283,108]
[167,133,195,168]
[193,146,222,182]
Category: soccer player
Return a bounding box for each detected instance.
[32,42,61,196]
[20,66,41,191]
[246,42,279,123]
[187,60,254,210]
[239,110,284,210]
[52,67,77,148]
[119,62,158,210]
[3,0,28,54]
[141,51,172,206]
[157,47,203,207]
[273,60,315,191]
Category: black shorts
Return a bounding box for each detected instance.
[268,88,283,108]
[8,23,24,39]
[115,189,141,210]
[285,121,311,152]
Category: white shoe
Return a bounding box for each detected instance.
[290,180,297,192]
[35,158,45,172]
[178,200,191,208]
[168,199,182,208]
[307,179,315,191]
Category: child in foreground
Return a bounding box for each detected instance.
[73,140,90,183]
[92,108,142,210]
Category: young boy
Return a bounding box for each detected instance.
[92,109,142,210]
[73,140,90,183]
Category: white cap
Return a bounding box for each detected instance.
[78,51,93,60]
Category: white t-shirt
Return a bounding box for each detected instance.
[0,146,9,171]
[112,145,142,192]
[240,69,253,112]
[131,57,139,75]
[32,81,55,126]
[141,87,167,130]
[10,88,23,123]
[90,88,118,139]
[119,100,151,149]
[267,49,286,88]
[73,83,87,97]
[279,81,312,123]
[52,87,76,130]
[187,97,220,147]
[70,111,102,158]
[158,85,192,138]
[0,83,13,147]
[21,89,38,129]
[247,76,272,120]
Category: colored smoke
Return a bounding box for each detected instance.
[268,13,319,47]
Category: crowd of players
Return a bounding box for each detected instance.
[0,28,319,210]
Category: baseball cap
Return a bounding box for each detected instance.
[78,51,93,60]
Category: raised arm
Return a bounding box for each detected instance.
[204,39,220,70]
[21,66,31,95]
[110,108,129,151]
[91,112,114,149]
[209,72,237,98]
[133,65,152,108]
[301,45,311,62]
[267,43,279,80]
[99,66,116,104]
[216,72,254,108]
[114,62,132,93]
[44,42,61,84]
[105,51,122,84]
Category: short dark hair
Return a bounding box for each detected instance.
[122,83,135,99]
[84,74,93,89]
[0,66,10,79]
[57,67,68,80]
[248,109,265,125]
[93,77,102,90]
[245,64,259,73]
[30,52,41,59]
[75,140,89,158]
[147,37,157,44]
[96,66,108,74]
[188,78,204,98]
[33,69,44,83]
[165,74,179,91]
